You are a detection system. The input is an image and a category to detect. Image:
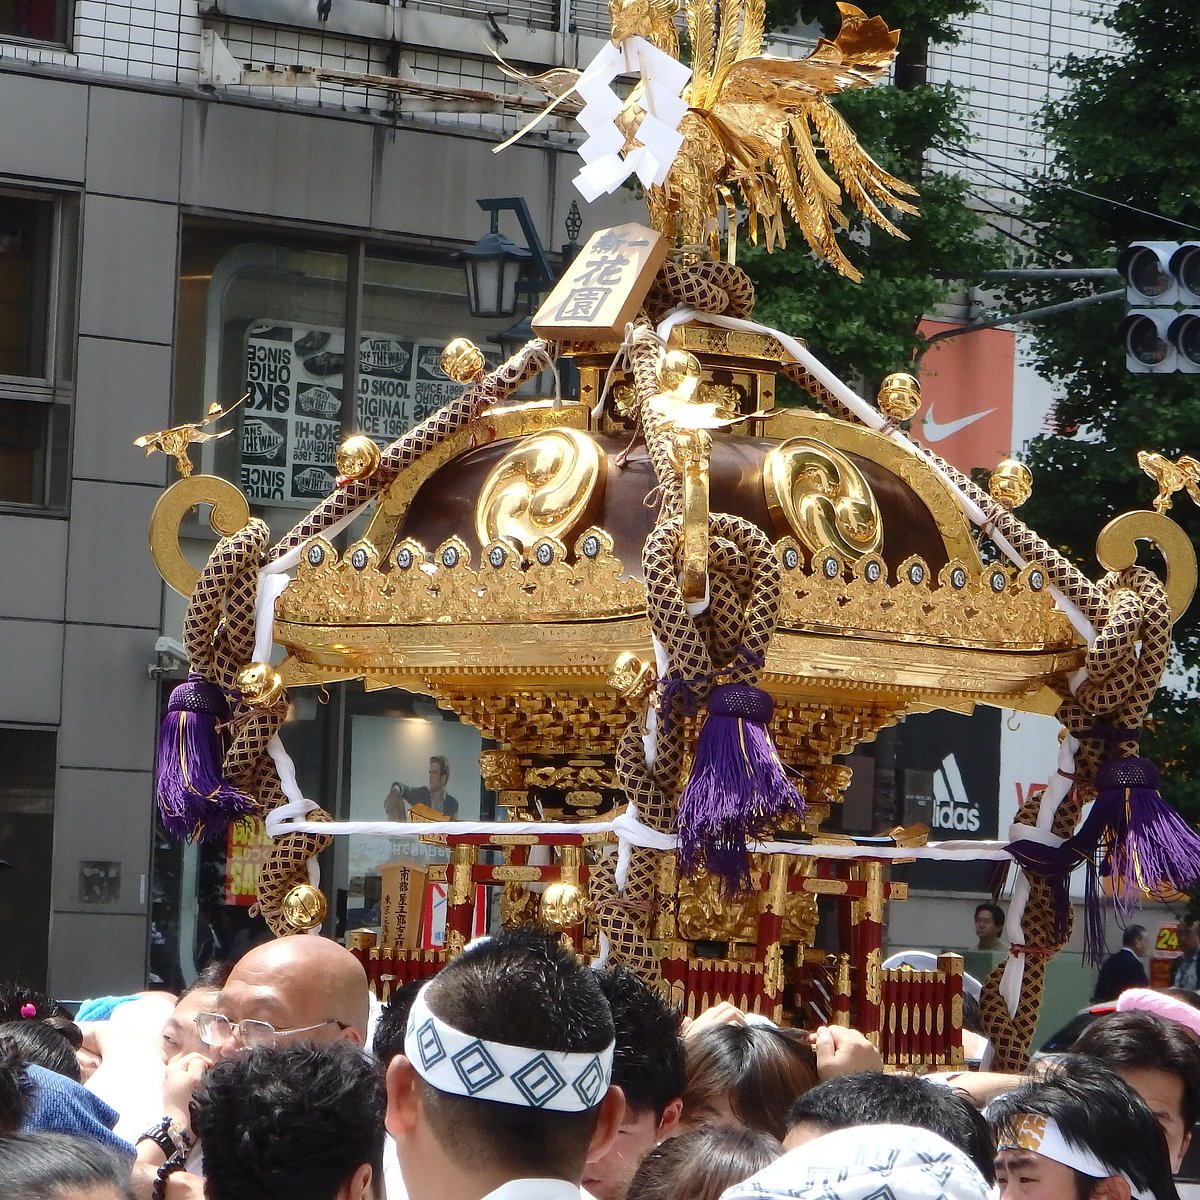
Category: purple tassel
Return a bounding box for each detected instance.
[1006,757,1200,965]
[675,683,805,894]
[155,674,254,843]
[1093,756,1200,902]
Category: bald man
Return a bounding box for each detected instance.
[131,937,371,1198]
[207,935,370,1057]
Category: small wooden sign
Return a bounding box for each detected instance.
[378,860,427,949]
[533,223,668,341]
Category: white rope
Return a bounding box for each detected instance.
[655,306,1097,647]
[264,802,1012,863]
[591,322,664,420]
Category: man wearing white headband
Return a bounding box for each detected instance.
[385,927,625,1200]
[988,1056,1180,1200]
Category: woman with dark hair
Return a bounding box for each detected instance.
[0,1131,134,1200]
[0,1021,82,1082]
[627,1125,781,1200]
[679,1024,818,1141]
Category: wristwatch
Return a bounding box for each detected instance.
[137,1116,192,1159]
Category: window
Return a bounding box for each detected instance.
[0,727,56,989]
[1,0,72,44]
[0,191,73,510]
[173,220,515,538]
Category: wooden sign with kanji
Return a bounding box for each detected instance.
[532,223,668,341]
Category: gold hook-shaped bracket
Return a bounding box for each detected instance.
[666,426,712,605]
[1095,509,1198,625]
[148,474,252,598]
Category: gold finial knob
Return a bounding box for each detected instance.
[235,662,285,708]
[281,883,328,932]
[440,337,487,385]
[876,373,921,422]
[335,435,382,482]
[657,349,703,398]
[540,882,589,930]
[607,652,655,702]
[989,459,1033,510]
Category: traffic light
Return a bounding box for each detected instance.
[1117,242,1200,372]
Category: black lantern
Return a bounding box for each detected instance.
[461,212,531,319]
[490,313,535,362]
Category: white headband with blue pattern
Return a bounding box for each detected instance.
[404,987,614,1113]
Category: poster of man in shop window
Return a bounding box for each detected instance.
[344,714,482,927]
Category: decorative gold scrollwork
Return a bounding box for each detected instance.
[474,428,606,553]
[1095,510,1198,625]
[763,437,883,560]
[148,474,251,598]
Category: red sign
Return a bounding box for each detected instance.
[913,321,1016,472]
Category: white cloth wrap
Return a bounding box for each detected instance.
[403,987,614,1113]
[996,1114,1154,1200]
[720,1125,992,1200]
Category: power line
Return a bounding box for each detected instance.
[944,145,1200,236]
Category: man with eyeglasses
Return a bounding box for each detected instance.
[203,933,370,1057]
[131,936,370,1197]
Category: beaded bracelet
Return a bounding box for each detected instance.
[153,1156,186,1200]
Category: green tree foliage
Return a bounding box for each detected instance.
[1001,0,1200,821]
[744,0,1001,384]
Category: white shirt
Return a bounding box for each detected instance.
[482,1182,583,1200]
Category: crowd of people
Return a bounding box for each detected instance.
[1,920,1199,1200]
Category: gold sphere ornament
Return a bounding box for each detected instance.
[281,883,328,932]
[657,349,703,399]
[440,337,487,384]
[607,652,655,702]
[989,459,1034,510]
[540,881,589,930]
[235,661,285,708]
[335,435,381,482]
[876,373,922,422]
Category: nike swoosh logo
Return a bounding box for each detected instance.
[922,401,995,442]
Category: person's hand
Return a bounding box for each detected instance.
[809,1025,883,1078]
[165,1171,205,1200]
[75,1045,102,1083]
[162,1051,211,1129]
[681,1001,747,1039]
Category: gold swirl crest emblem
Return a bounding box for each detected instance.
[474,428,607,552]
[763,437,882,559]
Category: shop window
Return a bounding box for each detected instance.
[0,727,56,989]
[339,687,492,940]
[0,191,73,510]
[173,220,512,540]
[0,0,71,44]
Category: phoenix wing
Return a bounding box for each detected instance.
[701,3,917,277]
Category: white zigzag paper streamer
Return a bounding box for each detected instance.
[573,35,691,203]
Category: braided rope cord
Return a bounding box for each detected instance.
[175,343,551,933]
[645,260,757,325]
[597,265,805,983]
[980,784,1085,1071]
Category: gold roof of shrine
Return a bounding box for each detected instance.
[273,340,1084,720]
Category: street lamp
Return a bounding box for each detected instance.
[461,212,532,320]
[489,202,584,361]
[463,197,567,321]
